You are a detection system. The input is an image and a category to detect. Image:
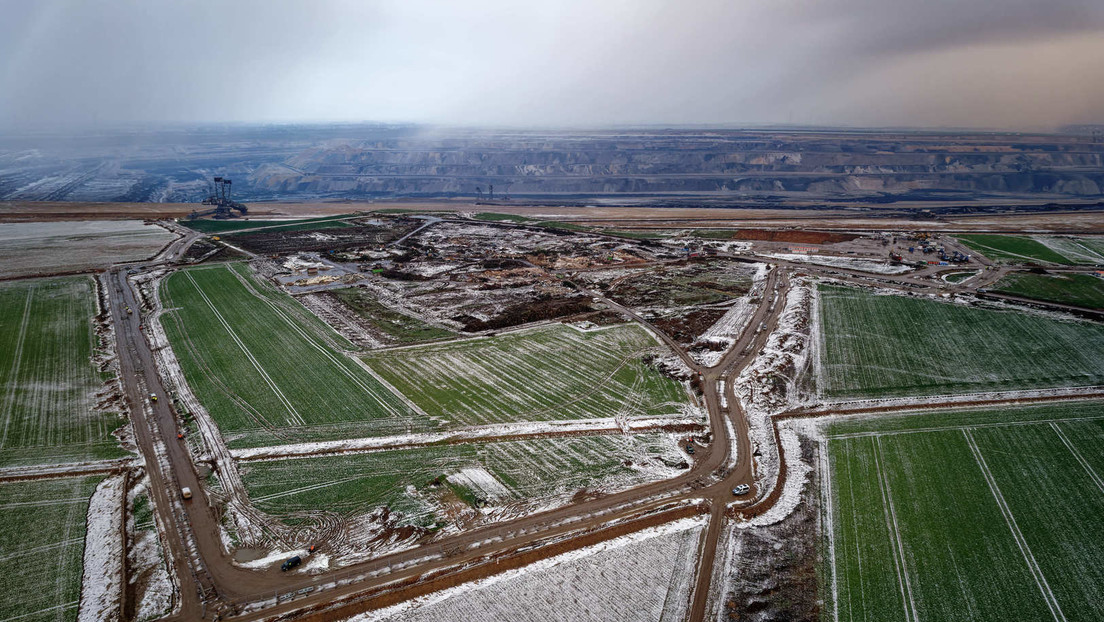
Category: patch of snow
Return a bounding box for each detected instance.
[736,424,811,528]
[449,467,511,500]
[282,255,328,271]
[77,474,126,622]
[352,516,707,622]
[765,253,914,274]
[304,552,331,572]
[126,477,176,621]
[236,548,308,570]
[130,531,174,621]
[691,263,770,366]
[232,414,706,462]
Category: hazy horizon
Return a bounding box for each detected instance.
[2,0,1103,132]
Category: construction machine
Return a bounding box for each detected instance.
[188,177,248,220]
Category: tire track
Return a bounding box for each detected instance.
[223,265,410,419]
[183,270,305,426]
[964,429,1066,622]
[1048,422,1104,494]
[871,436,919,622]
[0,285,34,449]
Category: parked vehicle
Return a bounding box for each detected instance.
[281,556,302,571]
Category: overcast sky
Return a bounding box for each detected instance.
[2,0,1103,131]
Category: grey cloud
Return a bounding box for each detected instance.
[0,0,1101,130]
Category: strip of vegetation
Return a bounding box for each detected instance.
[182,214,355,234]
[827,400,1103,437]
[942,271,977,283]
[472,212,535,223]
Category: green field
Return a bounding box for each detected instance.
[363,324,692,427]
[160,264,424,448]
[242,433,685,527]
[992,272,1104,309]
[183,215,355,234]
[826,401,1104,622]
[0,277,126,467]
[0,476,102,622]
[957,234,1075,265]
[818,285,1104,398]
[328,287,456,344]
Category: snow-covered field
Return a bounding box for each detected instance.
[363,323,693,427]
[0,220,176,278]
[354,517,707,622]
[764,252,914,274]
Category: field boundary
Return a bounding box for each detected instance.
[829,412,1104,440]
[231,415,704,462]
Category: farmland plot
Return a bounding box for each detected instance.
[241,433,687,527]
[0,476,101,622]
[818,285,1104,398]
[971,425,1104,621]
[0,221,175,279]
[1033,237,1104,265]
[160,264,421,448]
[363,324,693,427]
[957,234,1074,265]
[826,402,1104,622]
[369,519,704,622]
[992,272,1104,309]
[0,277,126,467]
